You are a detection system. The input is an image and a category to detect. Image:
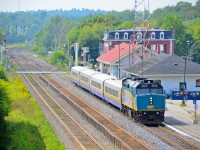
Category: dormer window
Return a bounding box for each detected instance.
[160,32,164,39]
[124,32,128,39]
[151,32,156,39]
[136,32,143,43]
[115,32,119,39]
[103,32,108,40]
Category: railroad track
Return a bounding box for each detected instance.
[12,59,104,149]
[11,48,200,150]
[26,74,104,150]
[10,50,151,149]
[40,74,151,150]
[142,124,200,150]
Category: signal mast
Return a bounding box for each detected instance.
[133,0,151,48]
[133,0,151,77]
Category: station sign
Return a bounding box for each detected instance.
[170,91,200,100]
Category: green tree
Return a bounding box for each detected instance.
[117,21,133,29]
[190,43,200,64]
[50,50,67,67]
[193,22,200,43]
[0,65,7,81]
[34,16,74,55]
[0,65,11,149]
[0,28,4,45]
[162,14,190,56]
[195,0,200,17]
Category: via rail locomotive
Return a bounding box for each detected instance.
[71,66,165,124]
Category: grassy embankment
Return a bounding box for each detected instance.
[5,71,64,150]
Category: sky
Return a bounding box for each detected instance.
[0,0,197,12]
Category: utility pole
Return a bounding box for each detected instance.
[68,38,71,68]
[18,0,21,35]
[74,43,79,66]
[118,44,120,79]
[134,0,150,78]
[142,45,144,77]
[0,45,3,64]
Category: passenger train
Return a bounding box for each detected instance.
[71,66,165,124]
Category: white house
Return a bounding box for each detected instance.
[122,53,200,95]
[96,42,157,79]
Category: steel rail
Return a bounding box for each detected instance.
[159,125,200,150]
[41,74,151,150]
[12,56,104,150]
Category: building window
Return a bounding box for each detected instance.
[103,32,108,40]
[124,32,128,39]
[115,32,119,39]
[103,69,107,74]
[160,44,164,53]
[151,32,156,39]
[151,45,156,51]
[196,79,200,87]
[136,32,143,43]
[160,32,164,39]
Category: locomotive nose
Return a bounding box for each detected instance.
[149,97,153,105]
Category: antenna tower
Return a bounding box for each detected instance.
[133,0,151,49]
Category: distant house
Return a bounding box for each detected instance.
[96,28,175,78]
[122,54,200,94]
[103,28,175,54]
[97,42,157,78]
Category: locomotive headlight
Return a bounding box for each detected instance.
[149,97,153,105]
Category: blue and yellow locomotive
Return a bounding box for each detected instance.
[71,66,165,124]
[122,77,165,124]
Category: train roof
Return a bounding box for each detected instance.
[80,68,101,76]
[104,79,122,88]
[90,73,113,82]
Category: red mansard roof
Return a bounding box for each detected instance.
[97,42,138,64]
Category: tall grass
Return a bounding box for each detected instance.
[6,72,64,150]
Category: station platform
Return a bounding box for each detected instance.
[165,99,200,143]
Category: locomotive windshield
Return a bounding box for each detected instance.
[137,88,163,94]
[136,83,163,94]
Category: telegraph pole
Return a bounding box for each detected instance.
[0,45,3,64]
[75,43,79,66]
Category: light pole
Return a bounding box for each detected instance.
[142,45,144,77]
[118,45,124,79]
[118,44,120,79]
[187,40,190,56]
[183,56,187,84]
[129,43,131,66]
[182,56,187,105]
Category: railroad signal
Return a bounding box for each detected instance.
[184,89,187,96]
[193,100,196,104]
